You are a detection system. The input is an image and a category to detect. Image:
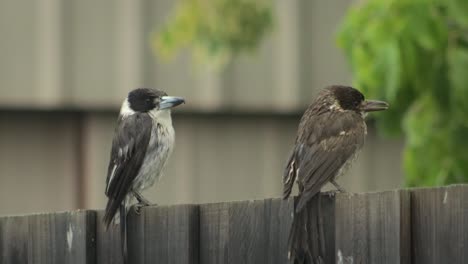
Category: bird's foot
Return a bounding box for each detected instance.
[133,202,159,215]
[132,191,151,206]
[330,179,347,193]
[323,190,342,197]
[133,203,145,215]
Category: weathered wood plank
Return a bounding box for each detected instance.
[321,194,336,264]
[95,210,124,264]
[303,193,336,264]
[127,204,199,264]
[27,210,96,264]
[199,198,294,264]
[199,202,229,264]
[411,184,468,263]
[2,185,468,263]
[0,215,29,263]
[334,190,411,264]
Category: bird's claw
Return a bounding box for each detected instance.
[330,180,347,193]
[133,203,159,215]
[323,190,342,197]
[132,191,152,206]
[335,188,346,193]
[134,204,145,215]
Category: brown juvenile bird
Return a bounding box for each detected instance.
[283,85,388,263]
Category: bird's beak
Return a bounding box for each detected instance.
[159,96,185,110]
[361,100,389,112]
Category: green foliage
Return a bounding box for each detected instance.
[153,0,273,67]
[338,0,468,186]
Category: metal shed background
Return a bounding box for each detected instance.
[0,0,403,216]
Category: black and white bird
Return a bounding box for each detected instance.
[103,88,184,262]
[283,85,388,263]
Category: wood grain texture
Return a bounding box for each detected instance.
[2,185,468,263]
[127,204,199,264]
[0,215,29,263]
[27,210,96,264]
[95,210,124,264]
[303,193,336,264]
[320,194,336,264]
[334,190,410,264]
[199,198,294,264]
[411,184,468,264]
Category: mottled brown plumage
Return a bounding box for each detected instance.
[284,85,388,263]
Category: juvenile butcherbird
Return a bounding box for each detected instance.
[283,85,388,263]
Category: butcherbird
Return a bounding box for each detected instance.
[103,88,184,263]
[283,85,388,263]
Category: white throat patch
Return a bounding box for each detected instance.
[149,109,172,127]
[120,99,135,117]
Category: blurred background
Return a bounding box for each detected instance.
[3,0,466,216]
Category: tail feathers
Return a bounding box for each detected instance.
[287,199,325,264]
[103,198,120,228]
[102,198,128,264]
[288,209,312,263]
[120,203,128,264]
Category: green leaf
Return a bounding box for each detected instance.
[153,0,273,68]
[338,0,468,186]
[447,0,468,28]
[381,42,401,102]
[448,46,468,117]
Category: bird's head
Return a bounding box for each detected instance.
[325,85,389,114]
[123,88,185,115]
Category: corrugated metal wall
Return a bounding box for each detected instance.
[0,0,404,216]
[0,0,353,110]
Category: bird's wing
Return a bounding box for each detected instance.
[103,113,153,227]
[285,111,365,212]
[283,149,298,199]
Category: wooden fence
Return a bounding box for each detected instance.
[1,184,467,263]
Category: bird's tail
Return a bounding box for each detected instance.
[120,203,128,264]
[287,198,325,264]
[103,198,128,264]
[288,207,311,264]
[103,197,120,228]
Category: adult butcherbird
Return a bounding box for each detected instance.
[283,85,388,263]
[103,88,184,263]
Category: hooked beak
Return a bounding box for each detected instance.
[159,96,185,110]
[360,100,389,112]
